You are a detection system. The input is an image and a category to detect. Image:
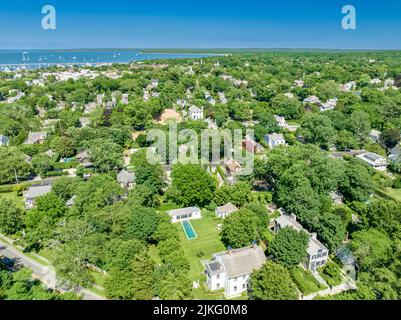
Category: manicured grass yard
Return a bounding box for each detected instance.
[179,211,226,281]
[383,187,401,202]
[290,266,326,296]
[0,192,24,208]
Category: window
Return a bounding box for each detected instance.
[217,274,220,280]
[234,286,237,292]
[242,284,246,290]
[243,276,246,280]
[234,277,237,282]
[217,283,220,289]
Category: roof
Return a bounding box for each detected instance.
[266,133,285,142]
[189,105,202,113]
[24,185,52,200]
[275,214,328,255]
[206,261,225,275]
[216,203,238,215]
[26,132,47,144]
[225,159,241,173]
[307,237,328,256]
[356,152,386,163]
[214,246,266,278]
[168,207,200,217]
[275,215,304,232]
[117,169,135,184]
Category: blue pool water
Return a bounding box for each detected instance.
[182,220,197,240]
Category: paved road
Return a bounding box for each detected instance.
[0,240,105,300]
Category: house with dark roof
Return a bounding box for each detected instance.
[76,150,93,168]
[356,152,387,171]
[205,245,266,297]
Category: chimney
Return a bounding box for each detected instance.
[227,246,232,255]
[311,233,317,240]
[252,240,257,250]
[290,214,297,221]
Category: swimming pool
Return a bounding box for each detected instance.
[181,220,197,240]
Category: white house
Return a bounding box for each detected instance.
[264,133,286,149]
[168,207,202,223]
[341,81,356,92]
[294,80,305,88]
[215,203,238,219]
[303,95,321,106]
[188,106,203,120]
[320,98,337,112]
[205,245,266,298]
[218,92,227,104]
[274,115,287,128]
[23,185,52,209]
[356,152,387,171]
[274,214,329,272]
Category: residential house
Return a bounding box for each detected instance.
[370,78,381,85]
[84,102,97,115]
[274,214,329,272]
[356,152,387,171]
[121,94,129,105]
[79,117,91,128]
[23,185,52,209]
[0,135,9,146]
[274,115,287,128]
[205,118,218,130]
[225,159,242,176]
[284,92,294,99]
[369,129,381,143]
[188,106,203,120]
[330,191,344,205]
[303,95,321,106]
[205,245,266,298]
[167,207,202,223]
[389,144,401,162]
[264,133,286,149]
[117,169,135,190]
[215,203,238,219]
[7,90,25,103]
[76,150,93,168]
[341,81,356,92]
[242,136,264,154]
[320,98,337,112]
[218,92,227,104]
[25,132,47,145]
[205,92,216,105]
[294,80,305,87]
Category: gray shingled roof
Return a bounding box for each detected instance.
[216,203,238,215]
[117,169,135,184]
[24,185,52,200]
[214,246,266,279]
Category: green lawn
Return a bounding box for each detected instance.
[179,211,226,281]
[382,187,401,202]
[0,192,24,208]
[318,261,343,287]
[178,210,227,299]
[290,266,326,295]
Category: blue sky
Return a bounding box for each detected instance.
[0,0,401,49]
